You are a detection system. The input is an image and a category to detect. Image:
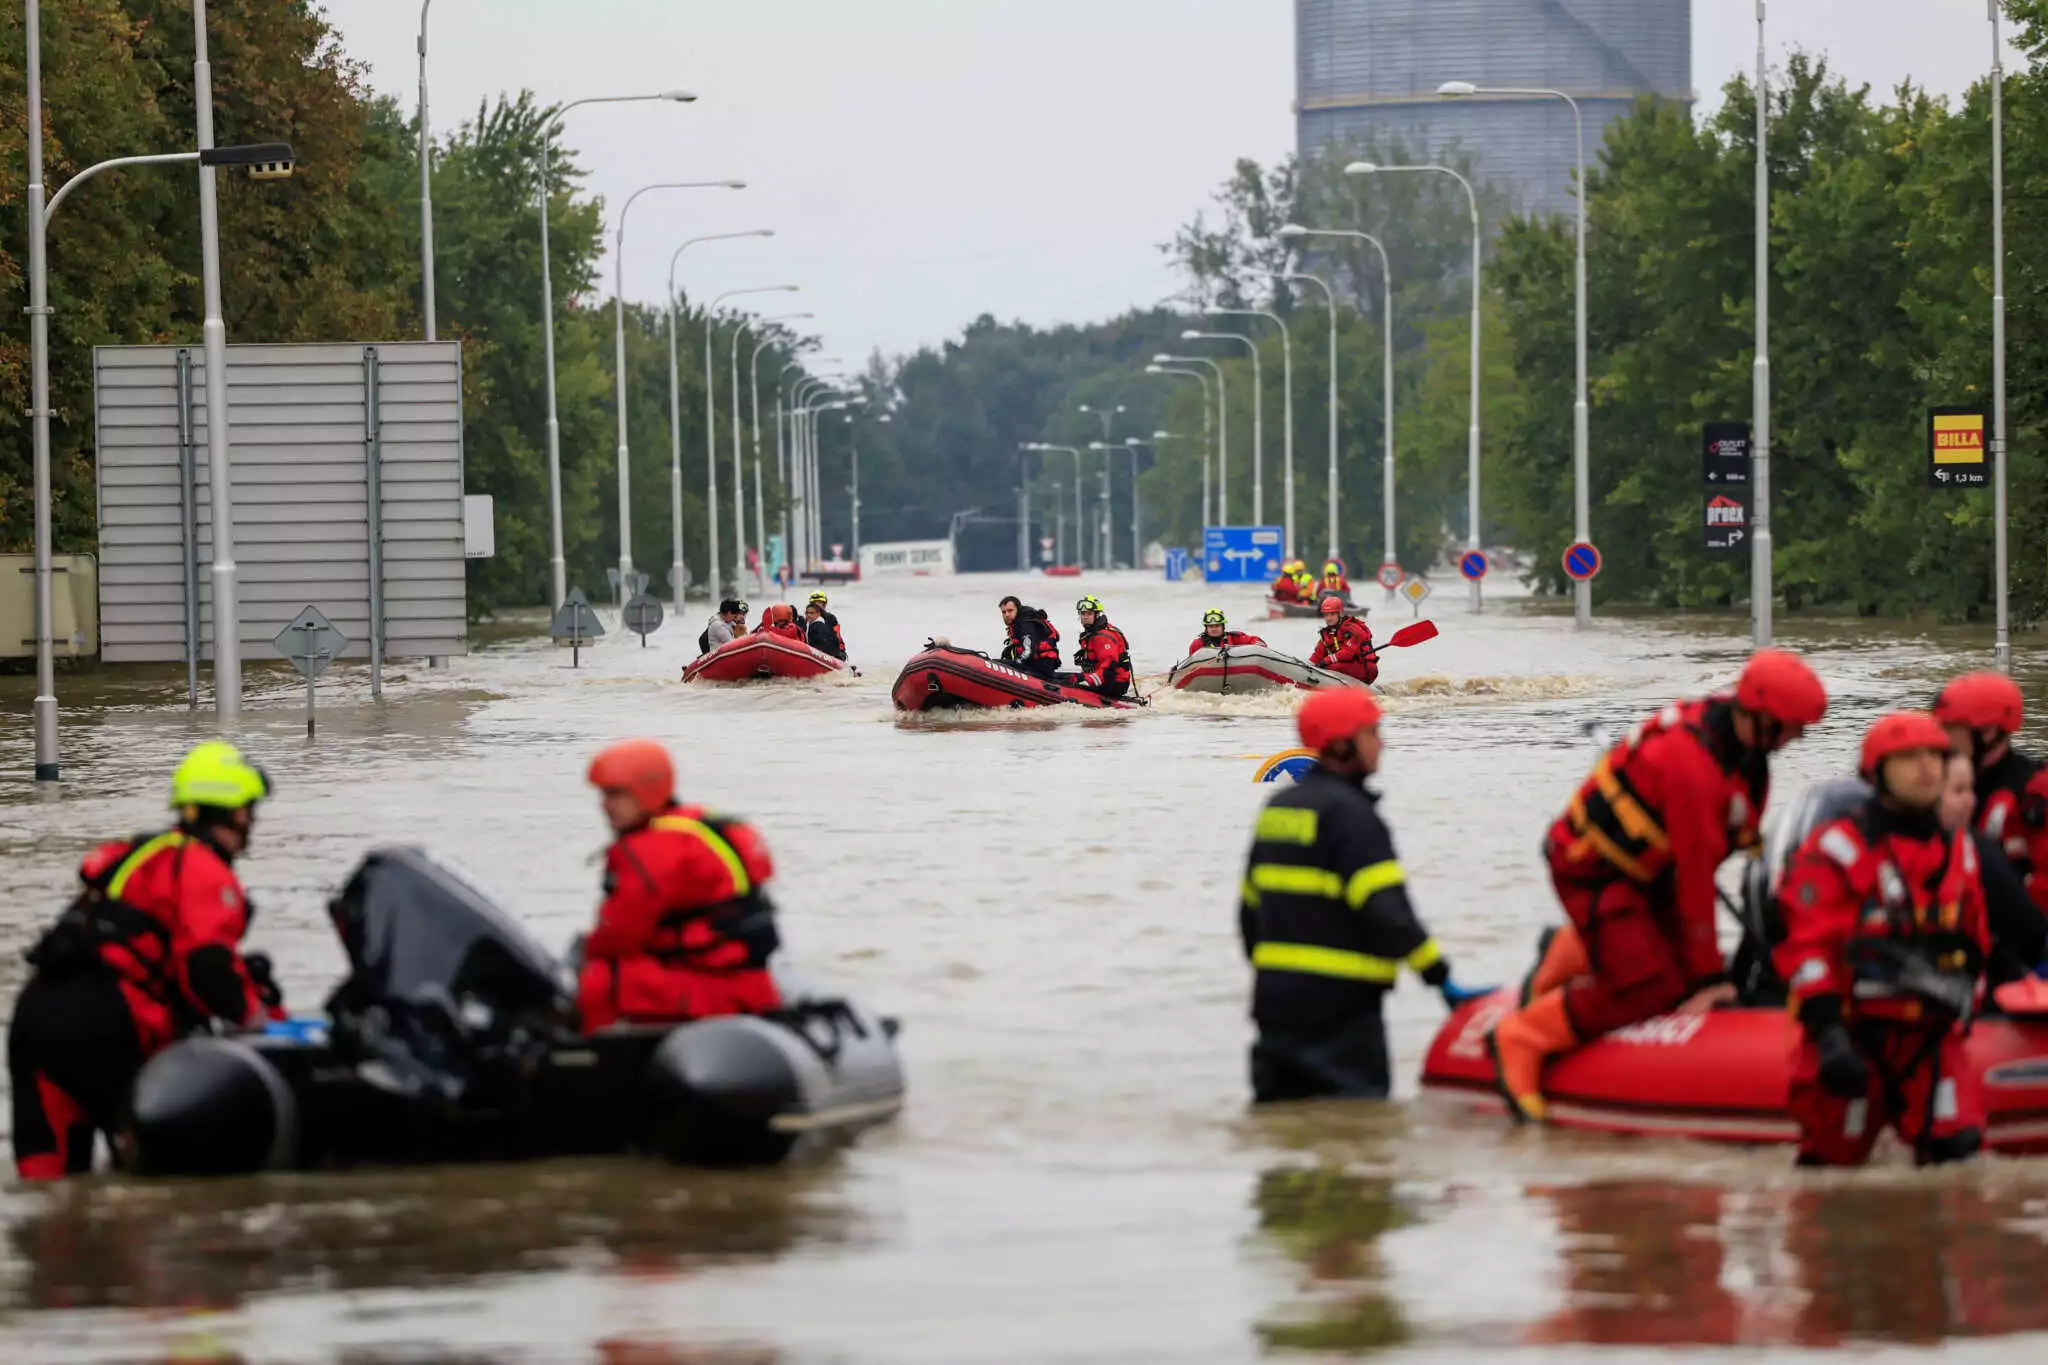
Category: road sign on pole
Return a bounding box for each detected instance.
[1459,551,1489,581]
[274,606,348,738]
[1704,422,1752,485]
[1928,407,1990,489]
[549,587,605,668]
[622,592,664,647]
[1704,489,1751,554]
[1563,542,1602,582]
[1202,526,1286,583]
[1399,575,1433,618]
[1376,562,1402,592]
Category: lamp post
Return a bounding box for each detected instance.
[664,229,771,609]
[1752,3,1773,647]
[1024,443,1083,568]
[417,0,435,340]
[1272,264,1346,565]
[750,326,811,590]
[1145,366,1215,531]
[537,93,696,610]
[613,179,744,602]
[1991,0,2011,669]
[1211,308,1294,555]
[782,362,842,576]
[732,309,810,594]
[1348,160,1483,612]
[1279,227,1395,575]
[1440,81,1591,626]
[1076,403,1124,568]
[1183,330,1264,526]
[790,371,846,574]
[803,392,863,555]
[702,284,797,595]
[22,0,293,774]
[1156,353,1229,522]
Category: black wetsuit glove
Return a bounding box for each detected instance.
[243,951,283,1011]
[1801,997,1870,1100]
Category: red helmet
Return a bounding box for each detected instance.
[587,739,675,811]
[769,603,796,626]
[1297,689,1384,751]
[1318,594,1347,616]
[1735,649,1827,728]
[1858,711,1953,783]
[1933,671,2023,734]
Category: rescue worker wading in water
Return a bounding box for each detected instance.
[1063,596,1134,700]
[9,742,283,1179]
[578,740,782,1031]
[1188,608,1265,656]
[1310,595,1378,685]
[999,595,1062,679]
[1776,712,1989,1167]
[1934,671,2048,917]
[1240,690,1489,1101]
[1490,649,1829,1122]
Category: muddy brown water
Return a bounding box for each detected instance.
[1,573,2045,1363]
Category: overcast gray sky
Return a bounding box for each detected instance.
[319,1,2022,363]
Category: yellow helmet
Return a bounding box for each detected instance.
[170,741,270,812]
[1076,595,1105,614]
[1323,561,1343,576]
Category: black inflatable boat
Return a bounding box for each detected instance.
[127,846,905,1176]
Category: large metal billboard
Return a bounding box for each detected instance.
[92,341,467,666]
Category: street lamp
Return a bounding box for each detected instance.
[1077,403,1124,568]
[1279,225,1396,577]
[803,392,864,560]
[1145,368,1215,531]
[790,372,847,571]
[1023,442,1084,568]
[732,309,810,594]
[1991,0,2012,668]
[1212,307,1294,556]
[664,229,772,609]
[537,92,697,610]
[1439,79,1591,627]
[1155,353,1230,522]
[1347,160,1484,612]
[784,364,843,574]
[705,285,798,594]
[613,178,745,601]
[418,0,435,340]
[1183,330,1265,526]
[750,320,812,590]
[22,0,295,777]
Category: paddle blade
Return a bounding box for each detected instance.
[1386,620,1439,649]
[1994,976,2048,1020]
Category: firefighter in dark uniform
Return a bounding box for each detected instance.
[1239,689,1489,1101]
[999,596,1061,679]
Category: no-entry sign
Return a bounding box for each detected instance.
[1563,542,1602,581]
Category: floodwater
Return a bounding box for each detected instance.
[1,570,2045,1364]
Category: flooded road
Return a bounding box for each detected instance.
[1,572,2045,1362]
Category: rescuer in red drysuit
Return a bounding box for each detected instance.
[1064,595,1134,700]
[1775,711,1988,1167]
[8,742,284,1180]
[754,603,804,641]
[1319,561,1351,598]
[577,740,783,1032]
[1934,671,2048,918]
[1309,595,1378,685]
[1188,607,1264,656]
[1271,560,1307,602]
[1488,649,1829,1122]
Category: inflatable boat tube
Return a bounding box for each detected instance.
[1421,991,2048,1153]
[1265,595,1352,620]
[685,632,845,683]
[1165,644,1366,695]
[890,644,1133,711]
[126,847,904,1176]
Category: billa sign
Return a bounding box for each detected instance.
[1703,422,1751,485]
[1703,488,1750,554]
[1928,406,1990,489]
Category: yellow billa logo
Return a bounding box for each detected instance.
[1933,412,1986,463]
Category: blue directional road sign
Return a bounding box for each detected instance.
[1203,526,1285,584]
[1164,547,1190,582]
[1459,551,1489,581]
[1563,542,1603,582]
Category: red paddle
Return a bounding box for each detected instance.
[1382,621,1438,649]
[1994,976,2048,1020]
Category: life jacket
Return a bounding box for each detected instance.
[638,812,781,972]
[819,610,847,659]
[1560,698,1764,885]
[1006,609,1061,667]
[1272,577,1300,602]
[1977,749,2048,879]
[1292,571,1316,597]
[1077,620,1134,688]
[1808,813,1984,1025]
[26,832,201,1027]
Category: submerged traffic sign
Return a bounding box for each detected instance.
[274,606,348,738]
[550,588,605,668]
[1376,562,1402,591]
[1563,542,1602,581]
[622,593,664,646]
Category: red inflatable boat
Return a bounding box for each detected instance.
[890,644,1135,712]
[684,633,845,683]
[1421,775,2048,1154]
[1421,992,2048,1153]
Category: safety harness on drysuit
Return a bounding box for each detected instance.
[611,813,781,974]
[1976,748,2048,886]
[1560,699,1766,886]
[25,832,223,1034]
[1003,609,1062,670]
[1075,620,1134,691]
[1805,815,1985,1028]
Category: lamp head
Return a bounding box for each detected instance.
[1144,365,1163,374]
[1345,161,1380,176]
[1088,442,1108,450]
[662,89,700,103]
[1437,81,1478,97]
[1153,430,1174,439]
[721,180,748,189]
[1152,354,1174,364]
[1278,224,1309,240]
[1180,330,1202,340]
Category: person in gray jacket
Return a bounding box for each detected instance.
[698,600,748,656]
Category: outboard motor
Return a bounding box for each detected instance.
[325,846,576,1108]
